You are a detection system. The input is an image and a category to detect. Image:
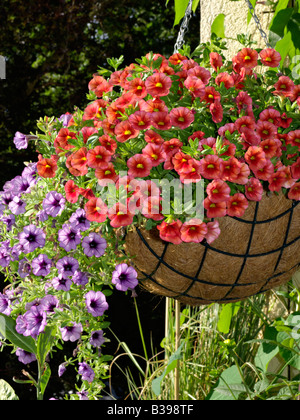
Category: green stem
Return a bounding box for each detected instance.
[36,362,44,401]
[134,297,148,361]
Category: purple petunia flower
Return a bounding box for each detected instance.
[18,224,46,254]
[16,348,36,364]
[58,113,73,127]
[13,132,28,150]
[16,314,30,337]
[77,390,89,400]
[52,276,73,291]
[72,270,89,287]
[56,256,79,279]
[0,293,12,316]
[78,362,95,383]
[8,196,26,215]
[32,254,52,277]
[22,163,38,180]
[112,264,138,292]
[40,295,59,313]
[58,363,67,377]
[58,224,81,252]
[0,214,15,231]
[43,191,65,217]
[82,233,107,258]
[0,244,10,268]
[60,322,83,342]
[85,290,108,317]
[23,307,47,339]
[69,209,91,232]
[0,191,13,206]
[18,258,32,279]
[36,210,49,222]
[90,330,105,347]
[11,175,35,197]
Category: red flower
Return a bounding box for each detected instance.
[202,86,221,104]
[291,158,300,180]
[65,180,81,204]
[235,91,253,113]
[127,154,152,178]
[226,193,248,217]
[236,48,258,69]
[199,155,223,179]
[210,52,223,71]
[273,76,295,97]
[128,111,152,131]
[86,146,111,170]
[108,202,134,228]
[203,197,227,218]
[145,73,172,97]
[88,74,112,98]
[179,159,202,184]
[140,98,168,114]
[268,171,286,192]
[256,120,277,140]
[170,107,194,129]
[187,66,211,85]
[95,163,118,186]
[70,147,88,171]
[234,163,250,185]
[277,166,295,189]
[180,219,208,243]
[259,108,281,126]
[221,157,242,182]
[142,143,166,167]
[286,130,300,150]
[260,138,282,159]
[288,183,300,200]
[241,128,261,147]
[85,197,108,223]
[127,77,147,98]
[37,156,58,179]
[205,220,221,244]
[234,116,256,133]
[210,99,223,123]
[279,113,293,129]
[157,220,183,245]
[184,76,205,97]
[215,72,235,89]
[168,53,187,65]
[245,178,263,202]
[260,48,281,68]
[253,159,274,181]
[151,111,172,130]
[206,180,231,203]
[66,154,88,177]
[54,128,76,153]
[83,99,108,121]
[99,134,117,155]
[172,151,193,173]
[114,120,139,143]
[141,196,164,221]
[144,130,164,145]
[80,127,98,144]
[244,146,267,171]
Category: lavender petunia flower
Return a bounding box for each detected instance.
[0,191,13,206]
[40,295,59,313]
[69,209,91,232]
[16,348,36,364]
[60,322,83,342]
[78,362,95,383]
[85,290,108,317]
[77,390,89,400]
[72,270,89,287]
[16,314,31,337]
[13,132,28,150]
[58,224,81,252]
[90,330,105,347]
[23,307,47,339]
[32,254,52,277]
[52,276,73,291]
[36,210,49,222]
[58,363,67,377]
[18,224,46,254]
[56,256,79,279]
[22,163,38,180]
[0,293,12,316]
[8,196,26,215]
[43,191,65,217]
[18,258,32,279]
[112,264,138,292]
[58,113,73,127]
[12,175,35,196]
[0,244,10,268]
[82,233,107,258]
[0,214,15,231]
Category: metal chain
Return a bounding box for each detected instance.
[173,0,194,54]
[244,0,272,48]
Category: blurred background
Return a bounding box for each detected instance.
[0,0,200,399]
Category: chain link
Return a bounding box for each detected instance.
[244,0,272,48]
[173,0,194,54]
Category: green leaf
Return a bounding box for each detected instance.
[211,14,225,39]
[218,304,233,334]
[152,342,184,396]
[171,0,200,26]
[247,0,257,25]
[275,31,293,68]
[206,366,245,400]
[40,363,51,396]
[287,13,300,50]
[254,326,279,372]
[0,314,37,354]
[0,380,19,401]
[37,326,56,366]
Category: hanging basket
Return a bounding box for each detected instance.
[124,192,300,306]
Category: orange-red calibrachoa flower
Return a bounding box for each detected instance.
[127,78,147,98]
[141,196,164,221]
[210,52,223,72]
[178,159,202,184]
[256,120,277,140]
[221,157,242,182]
[187,66,211,85]
[180,219,208,243]
[253,159,274,181]
[54,128,76,153]
[95,163,118,186]
[114,120,139,143]
[184,76,205,97]
[245,178,263,202]
[206,180,231,203]
[172,151,193,173]
[199,155,224,179]
[268,170,287,192]
[235,91,253,114]
[37,156,58,179]
[88,74,112,98]
[142,143,166,167]
[168,52,187,65]
[157,220,183,245]
[144,130,164,145]
[273,76,295,97]
[70,147,88,172]
[140,98,168,114]
[236,48,258,69]
[86,146,111,170]
[291,157,300,180]
[226,193,249,217]
[260,138,282,159]
[83,99,108,121]
[234,162,251,185]
[215,72,235,89]
[244,146,267,170]
[203,197,227,218]
[99,134,118,155]
[151,111,172,130]
[145,73,172,97]
[210,99,223,124]
[234,116,256,133]
[286,130,300,149]
[241,128,261,147]
[205,220,221,244]
[127,154,152,178]
[259,48,281,68]
[108,202,134,228]
[64,180,81,204]
[85,197,108,223]
[259,108,281,126]
[170,107,195,129]
[202,86,221,104]
[128,111,152,131]
[288,182,300,200]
